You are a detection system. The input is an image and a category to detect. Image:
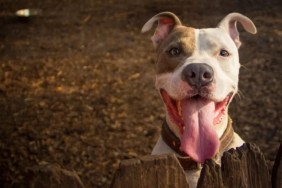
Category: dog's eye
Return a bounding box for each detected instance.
[168,47,181,56]
[219,49,229,57]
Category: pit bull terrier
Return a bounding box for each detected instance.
[142,12,257,187]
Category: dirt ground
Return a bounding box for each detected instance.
[0,0,281,187]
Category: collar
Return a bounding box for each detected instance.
[161,116,234,170]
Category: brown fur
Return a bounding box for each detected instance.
[156,26,196,74]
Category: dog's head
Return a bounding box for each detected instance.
[142,12,256,163]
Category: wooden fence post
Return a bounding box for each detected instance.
[110,154,190,188]
[197,143,271,188]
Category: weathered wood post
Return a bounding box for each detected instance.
[198,143,271,188]
[110,154,190,188]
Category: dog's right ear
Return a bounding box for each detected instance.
[141,12,182,47]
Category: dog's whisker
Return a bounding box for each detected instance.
[235,90,245,102]
[240,64,248,70]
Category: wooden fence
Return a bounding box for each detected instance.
[111,143,282,188]
[16,143,281,188]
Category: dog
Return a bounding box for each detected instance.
[142,12,256,187]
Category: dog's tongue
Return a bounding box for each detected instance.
[180,98,219,163]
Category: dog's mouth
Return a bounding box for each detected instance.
[160,89,232,163]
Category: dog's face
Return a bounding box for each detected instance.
[142,12,256,163]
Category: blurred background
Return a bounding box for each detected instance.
[0,0,281,187]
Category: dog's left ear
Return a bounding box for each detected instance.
[141,12,182,47]
[218,13,257,48]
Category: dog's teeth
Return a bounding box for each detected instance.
[177,101,182,117]
[214,111,219,118]
[215,114,224,124]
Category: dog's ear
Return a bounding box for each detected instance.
[141,12,182,47]
[218,13,257,48]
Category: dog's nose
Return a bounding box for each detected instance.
[182,63,214,87]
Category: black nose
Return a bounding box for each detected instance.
[182,63,214,88]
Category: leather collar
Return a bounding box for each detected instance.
[161,116,234,170]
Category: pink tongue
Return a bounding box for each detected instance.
[180,98,219,163]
